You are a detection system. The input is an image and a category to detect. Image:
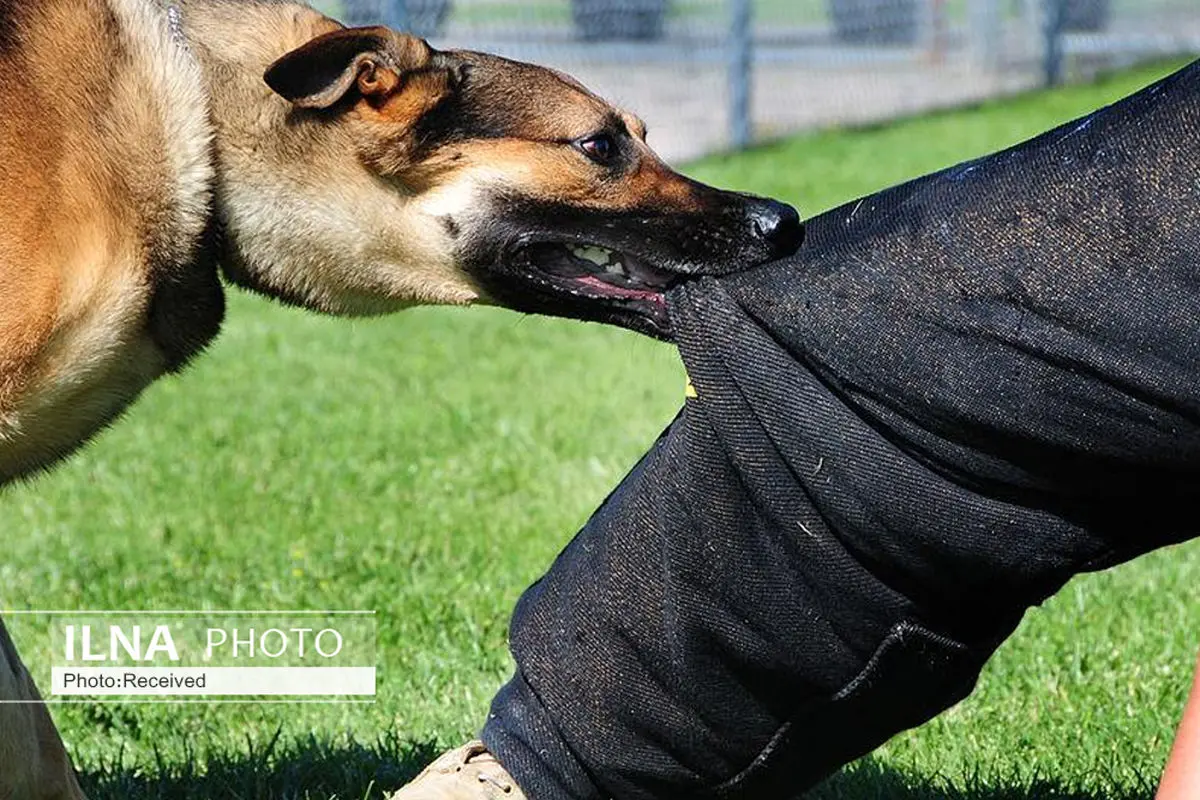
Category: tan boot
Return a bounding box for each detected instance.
[390,741,526,799]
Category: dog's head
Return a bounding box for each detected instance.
[260,25,802,339]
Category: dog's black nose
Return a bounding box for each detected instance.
[748,198,804,257]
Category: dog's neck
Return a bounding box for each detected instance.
[171,0,479,315]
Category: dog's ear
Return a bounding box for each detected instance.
[264,27,434,110]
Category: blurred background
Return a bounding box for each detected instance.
[318,0,1199,162]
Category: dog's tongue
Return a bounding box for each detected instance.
[574,275,666,304]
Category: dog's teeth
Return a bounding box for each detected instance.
[605,259,627,276]
[571,246,614,268]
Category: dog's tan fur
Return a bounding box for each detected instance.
[0,0,208,481]
[186,2,491,315]
[0,1,801,795]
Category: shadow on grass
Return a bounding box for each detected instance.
[79,730,440,800]
[78,734,1157,800]
[809,756,1157,800]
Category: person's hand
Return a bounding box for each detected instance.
[1157,651,1200,799]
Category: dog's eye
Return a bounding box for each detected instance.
[578,134,616,164]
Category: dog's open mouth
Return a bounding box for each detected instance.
[518,243,678,303]
[484,241,684,339]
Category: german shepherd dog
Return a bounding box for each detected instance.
[0,0,802,795]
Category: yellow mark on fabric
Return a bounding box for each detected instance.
[685,377,698,399]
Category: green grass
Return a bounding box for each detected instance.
[3,59,1198,799]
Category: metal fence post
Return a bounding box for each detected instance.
[342,0,409,30]
[1043,0,1066,86]
[341,0,372,24]
[969,0,1002,71]
[385,0,410,33]
[921,0,947,63]
[728,0,753,151]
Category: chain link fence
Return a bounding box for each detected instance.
[319,0,1200,163]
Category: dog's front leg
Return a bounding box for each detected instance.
[0,618,86,800]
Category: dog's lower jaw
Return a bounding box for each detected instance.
[471,277,676,341]
[465,244,681,340]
